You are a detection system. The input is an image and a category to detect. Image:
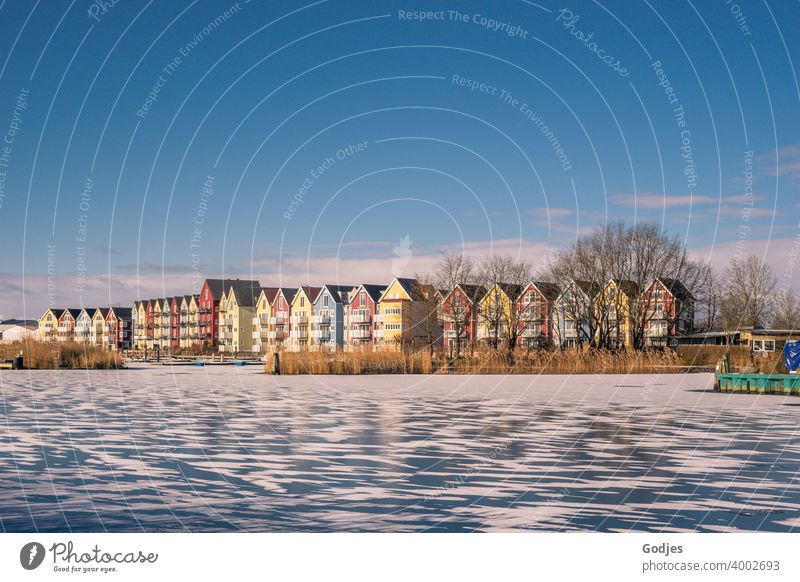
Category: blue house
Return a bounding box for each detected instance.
[312,284,354,351]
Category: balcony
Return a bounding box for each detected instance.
[269,315,285,325]
[375,329,384,338]
[267,331,278,339]
[349,313,370,324]
[374,314,385,323]
[289,328,308,339]
[289,315,305,324]
[348,329,371,339]
[311,329,329,339]
[311,314,330,325]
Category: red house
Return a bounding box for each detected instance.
[198,279,261,347]
[269,287,297,350]
[169,297,181,349]
[145,299,156,348]
[440,284,486,355]
[641,277,695,346]
[106,307,132,350]
[346,284,385,348]
[517,281,560,348]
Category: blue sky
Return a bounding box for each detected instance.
[0,0,798,317]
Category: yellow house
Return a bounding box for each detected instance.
[151,299,163,350]
[289,286,320,352]
[596,279,639,349]
[91,308,110,348]
[188,294,200,347]
[252,288,279,354]
[375,278,439,349]
[477,283,522,347]
[218,282,261,354]
[38,308,64,342]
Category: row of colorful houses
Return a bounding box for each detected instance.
[35,275,695,354]
[37,307,132,350]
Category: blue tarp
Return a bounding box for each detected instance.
[784,340,800,372]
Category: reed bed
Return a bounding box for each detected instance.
[265,347,732,375]
[0,340,123,369]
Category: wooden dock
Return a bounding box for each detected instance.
[714,373,800,395]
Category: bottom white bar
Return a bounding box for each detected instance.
[0,533,797,581]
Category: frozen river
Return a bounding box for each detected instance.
[1,367,799,532]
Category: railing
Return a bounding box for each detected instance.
[374,314,385,323]
[269,315,285,325]
[289,315,305,324]
[348,329,371,339]
[311,329,329,339]
[289,329,308,339]
[311,314,330,325]
[349,313,370,324]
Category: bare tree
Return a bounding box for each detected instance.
[771,289,799,330]
[476,255,530,356]
[547,222,706,349]
[720,254,776,330]
[431,253,480,357]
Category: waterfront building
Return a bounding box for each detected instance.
[252,287,280,354]
[106,307,132,350]
[553,280,598,348]
[440,284,486,355]
[517,282,560,349]
[218,281,261,354]
[477,283,524,348]
[57,308,82,342]
[596,279,640,349]
[376,278,440,349]
[344,284,384,350]
[198,279,260,348]
[642,278,695,346]
[90,308,110,348]
[289,286,321,352]
[311,285,353,351]
[268,288,297,351]
[38,308,64,342]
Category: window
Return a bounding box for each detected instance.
[360,292,366,305]
[323,295,329,307]
[301,297,305,307]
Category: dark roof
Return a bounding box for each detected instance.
[320,284,355,304]
[360,284,386,302]
[227,281,262,307]
[388,277,427,300]
[658,278,694,301]
[111,307,132,319]
[203,278,260,299]
[297,286,322,303]
[532,281,560,302]
[611,279,641,298]
[94,308,111,318]
[275,287,299,305]
[449,284,486,304]
[260,287,281,305]
[47,308,65,318]
[573,280,600,298]
[497,283,524,300]
[63,308,82,319]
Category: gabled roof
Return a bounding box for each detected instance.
[497,282,524,300]
[380,277,426,302]
[319,284,355,304]
[93,308,111,318]
[203,278,260,299]
[445,284,486,305]
[528,281,560,302]
[43,308,65,319]
[273,287,299,307]
[573,280,600,298]
[111,307,132,319]
[609,279,640,299]
[295,285,322,304]
[258,287,281,305]
[79,308,96,318]
[227,280,262,308]
[60,308,82,320]
[350,283,386,304]
[657,277,694,301]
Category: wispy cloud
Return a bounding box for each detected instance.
[116,262,195,274]
[612,192,762,209]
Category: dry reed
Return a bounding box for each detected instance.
[0,340,123,369]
